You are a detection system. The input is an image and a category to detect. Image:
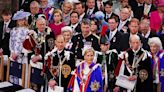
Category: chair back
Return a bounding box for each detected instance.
[28,64,44,91]
[0,56,4,81]
[6,60,26,88]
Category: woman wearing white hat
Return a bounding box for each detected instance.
[61,26,73,50]
[9,10,31,62]
[9,10,32,88]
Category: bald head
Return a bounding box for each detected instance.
[129,35,141,51]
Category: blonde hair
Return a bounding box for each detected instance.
[53,9,62,16]
[83,46,95,56]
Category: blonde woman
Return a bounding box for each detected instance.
[68,45,103,92]
[9,10,31,63]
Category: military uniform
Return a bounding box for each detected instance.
[71,33,100,60]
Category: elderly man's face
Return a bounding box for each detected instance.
[63,3,72,14]
[140,19,150,34]
[150,43,159,54]
[40,0,48,8]
[30,5,39,15]
[86,0,95,9]
[129,37,141,51]
[36,20,46,32]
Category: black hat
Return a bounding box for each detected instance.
[100,35,110,45]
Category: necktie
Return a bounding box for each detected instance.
[109,32,113,41]
[2,23,7,39]
[87,10,90,15]
[106,14,109,19]
[144,5,149,15]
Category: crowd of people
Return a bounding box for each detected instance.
[0,0,164,92]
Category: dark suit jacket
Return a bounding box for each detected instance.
[19,0,33,12]
[104,12,119,22]
[71,33,100,59]
[118,20,129,33]
[85,7,98,19]
[68,23,81,33]
[0,20,16,55]
[143,31,158,51]
[106,30,123,53]
[134,4,144,20]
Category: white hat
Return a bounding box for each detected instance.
[12,10,31,20]
[82,43,94,56]
[61,26,73,33]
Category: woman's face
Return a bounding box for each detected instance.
[90,21,98,32]
[84,50,94,64]
[17,18,26,27]
[53,13,62,23]
[62,31,72,42]
[150,43,159,54]
[63,3,72,14]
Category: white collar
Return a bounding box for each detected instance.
[144,4,152,7]
[106,12,112,17]
[111,28,117,34]
[71,23,78,28]
[87,8,95,14]
[132,47,141,55]
[110,28,117,38]
[120,19,128,24]
[142,30,151,38]
[57,49,64,54]
[80,12,85,17]
[4,20,11,27]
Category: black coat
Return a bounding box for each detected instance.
[106,30,123,53]
[49,49,75,92]
[0,20,16,55]
[121,48,153,92]
[19,0,33,12]
[104,12,119,22]
[96,50,118,89]
[71,33,100,59]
